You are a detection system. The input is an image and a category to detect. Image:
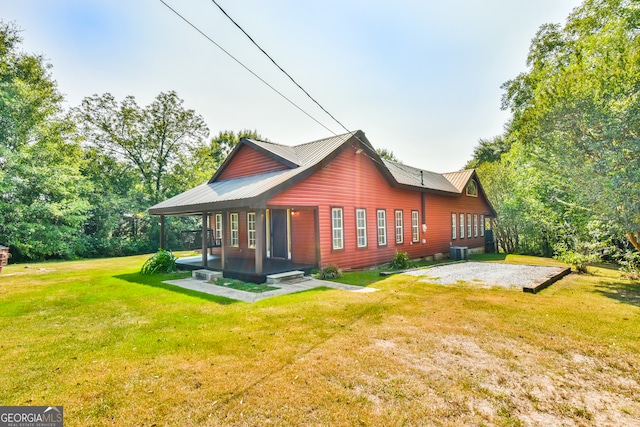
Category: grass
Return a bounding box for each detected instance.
[1,253,639,426]
[212,278,279,293]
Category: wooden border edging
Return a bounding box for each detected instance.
[523,267,571,294]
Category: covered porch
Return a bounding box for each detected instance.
[154,206,319,283]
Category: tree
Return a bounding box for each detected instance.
[75,91,209,204]
[376,147,400,162]
[0,21,90,260]
[501,0,640,251]
[0,22,61,149]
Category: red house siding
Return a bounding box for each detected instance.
[268,146,494,269]
[218,145,289,181]
[291,209,316,265]
[425,193,492,255]
[269,147,426,268]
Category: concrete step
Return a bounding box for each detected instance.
[266,270,305,284]
[192,269,223,282]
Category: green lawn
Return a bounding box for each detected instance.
[1,254,639,426]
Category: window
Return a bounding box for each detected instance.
[356,208,367,248]
[247,212,256,248]
[215,213,222,242]
[466,179,478,197]
[473,214,478,237]
[412,211,420,242]
[480,215,485,236]
[331,208,344,250]
[459,213,465,239]
[467,214,472,238]
[395,210,404,244]
[451,213,457,239]
[377,209,387,246]
[230,213,239,247]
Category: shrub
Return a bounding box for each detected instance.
[554,242,599,274]
[618,250,640,279]
[141,249,177,274]
[318,264,342,280]
[390,251,410,270]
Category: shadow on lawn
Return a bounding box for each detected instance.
[115,272,239,305]
[595,280,640,307]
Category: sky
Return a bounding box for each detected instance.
[2,0,583,172]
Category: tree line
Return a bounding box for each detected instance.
[469,0,639,274]
[0,21,261,262]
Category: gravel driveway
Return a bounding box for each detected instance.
[403,262,567,289]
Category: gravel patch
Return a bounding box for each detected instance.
[403,262,567,289]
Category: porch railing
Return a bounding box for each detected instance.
[180,229,221,250]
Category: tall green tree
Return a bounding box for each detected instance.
[501,0,640,251]
[0,21,90,260]
[75,91,209,204]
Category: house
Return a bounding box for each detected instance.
[148,130,496,282]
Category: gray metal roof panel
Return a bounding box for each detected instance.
[382,160,460,193]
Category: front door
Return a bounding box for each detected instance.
[270,209,288,259]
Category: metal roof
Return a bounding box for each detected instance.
[383,160,461,194]
[149,130,480,215]
[442,169,475,192]
[149,131,358,215]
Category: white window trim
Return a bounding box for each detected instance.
[473,214,478,238]
[215,213,222,241]
[459,213,465,239]
[377,209,387,246]
[247,212,256,248]
[230,213,239,247]
[356,208,367,248]
[467,213,472,238]
[331,207,344,250]
[395,210,404,244]
[412,211,419,243]
[451,213,457,240]
[480,215,485,237]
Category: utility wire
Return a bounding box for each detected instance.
[158,0,337,135]
[210,0,352,135]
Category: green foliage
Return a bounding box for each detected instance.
[75,91,210,205]
[317,264,342,280]
[376,147,400,162]
[500,0,640,252]
[140,249,177,275]
[471,0,640,264]
[617,251,640,279]
[390,251,410,270]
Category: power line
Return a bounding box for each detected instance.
[158,0,337,135]
[210,0,352,135]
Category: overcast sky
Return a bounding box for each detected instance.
[2,0,582,172]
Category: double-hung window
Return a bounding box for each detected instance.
[459,213,465,239]
[230,213,239,247]
[247,212,256,248]
[412,211,420,242]
[331,208,344,250]
[451,213,457,240]
[215,213,222,243]
[395,210,404,244]
[473,214,478,238]
[467,214,472,238]
[377,209,387,246]
[480,215,485,236]
[356,208,367,248]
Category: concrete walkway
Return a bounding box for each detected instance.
[163,276,377,303]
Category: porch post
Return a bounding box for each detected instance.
[255,209,265,275]
[159,215,165,249]
[202,211,208,268]
[220,212,226,268]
